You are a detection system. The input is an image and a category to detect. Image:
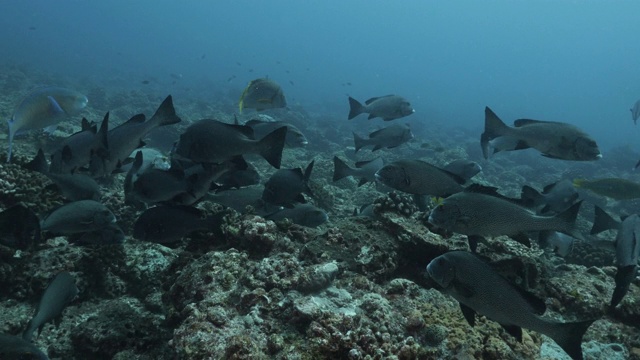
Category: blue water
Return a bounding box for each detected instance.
[2,1,640,150]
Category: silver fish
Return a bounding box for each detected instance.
[348,95,414,121]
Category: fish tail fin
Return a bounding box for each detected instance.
[554,201,584,241]
[333,156,355,182]
[546,319,595,360]
[257,126,287,169]
[353,132,367,153]
[481,107,511,159]
[520,185,543,208]
[150,95,181,127]
[590,205,618,235]
[304,160,314,182]
[348,97,365,120]
[611,265,636,308]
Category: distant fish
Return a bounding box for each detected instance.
[333,156,383,186]
[347,95,414,121]
[375,159,465,197]
[428,185,584,252]
[442,160,482,182]
[263,203,328,228]
[133,205,220,243]
[573,177,640,200]
[174,119,287,168]
[141,80,150,85]
[238,78,286,113]
[353,123,413,152]
[427,251,595,360]
[590,206,640,308]
[262,161,315,206]
[7,87,88,162]
[631,99,640,125]
[0,333,49,359]
[22,271,78,342]
[242,118,308,148]
[40,200,117,235]
[521,179,579,215]
[481,107,601,161]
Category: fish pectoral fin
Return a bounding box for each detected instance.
[453,279,475,299]
[499,323,523,342]
[458,303,476,326]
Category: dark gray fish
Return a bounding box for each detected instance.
[27,149,101,201]
[590,206,640,308]
[427,251,595,360]
[7,87,88,162]
[213,162,260,192]
[442,159,482,181]
[333,156,383,186]
[133,205,219,243]
[174,119,287,168]
[374,159,465,197]
[244,119,308,147]
[262,161,314,206]
[23,271,78,342]
[239,78,286,113]
[353,123,413,152]
[89,95,181,177]
[428,185,584,252]
[631,99,640,125]
[204,186,264,212]
[0,204,41,250]
[70,224,124,245]
[481,107,602,161]
[0,334,49,360]
[521,179,578,215]
[49,113,109,174]
[348,95,414,121]
[40,200,116,235]
[263,203,328,228]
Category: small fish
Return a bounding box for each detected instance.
[573,177,640,200]
[353,123,413,152]
[213,163,260,192]
[442,160,482,182]
[7,87,88,162]
[0,204,40,250]
[89,95,181,177]
[174,119,287,168]
[427,251,595,360]
[40,200,116,235]
[205,186,265,212]
[0,333,49,359]
[631,99,640,125]
[428,185,584,252]
[133,205,221,243]
[262,161,314,206]
[590,206,640,308]
[22,271,78,342]
[333,156,383,186]
[521,179,579,214]
[27,149,101,201]
[263,203,328,228]
[537,231,575,257]
[481,107,601,161]
[375,160,465,197]
[238,78,286,113]
[141,80,150,85]
[347,95,414,121]
[242,118,308,147]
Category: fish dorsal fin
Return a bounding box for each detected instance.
[124,114,146,125]
[365,95,394,105]
[80,118,96,132]
[304,160,314,182]
[591,205,620,235]
[542,181,561,194]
